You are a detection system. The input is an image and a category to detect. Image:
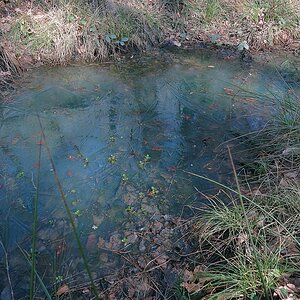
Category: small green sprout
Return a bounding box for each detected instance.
[122,173,129,183]
[16,171,25,179]
[109,136,116,143]
[74,209,81,217]
[126,206,134,214]
[144,154,151,162]
[71,200,78,207]
[147,186,159,197]
[121,237,129,245]
[138,192,145,199]
[139,154,151,169]
[56,275,64,283]
[83,157,89,167]
[139,160,145,169]
[48,219,55,226]
[108,154,117,164]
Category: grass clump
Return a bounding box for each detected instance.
[9,0,161,63]
[242,83,300,186]
[185,189,300,299]
[2,0,299,66]
[245,0,300,30]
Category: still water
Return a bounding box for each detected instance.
[0,50,293,298]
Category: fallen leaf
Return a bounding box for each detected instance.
[237,233,248,245]
[181,282,202,293]
[56,284,69,296]
[241,97,257,104]
[223,87,234,96]
[208,103,219,110]
[152,146,162,151]
[167,166,177,172]
[67,155,77,160]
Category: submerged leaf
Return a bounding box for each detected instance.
[56,285,69,296]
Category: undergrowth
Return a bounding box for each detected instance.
[0,0,299,67]
[180,66,300,299]
[8,0,161,63]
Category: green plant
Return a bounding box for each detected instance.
[186,144,300,299]
[198,249,287,300]
[245,0,300,30]
[105,34,129,46]
[139,154,151,169]
[122,173,129,183]
[147,186,159,197]
[108,154,117,164]
[203,0,222,23]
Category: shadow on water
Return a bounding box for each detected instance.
[0,49,298,298]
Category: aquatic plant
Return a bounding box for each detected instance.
[108,154,117,164]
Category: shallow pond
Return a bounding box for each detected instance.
[0,50,296,298]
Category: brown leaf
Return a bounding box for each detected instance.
[181,281,202,293]
[56,284,69,296]
[224,87,235,96]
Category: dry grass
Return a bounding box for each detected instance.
[0,43,22,96]
[8,0,161,63]
[2,0,298,66]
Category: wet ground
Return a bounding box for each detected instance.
[0,49,295,299]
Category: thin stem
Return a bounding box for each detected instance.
[18,246,52,300]
[29,132,42,300]
[227,146,269,299]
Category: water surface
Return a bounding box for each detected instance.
[0,50,294,298]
